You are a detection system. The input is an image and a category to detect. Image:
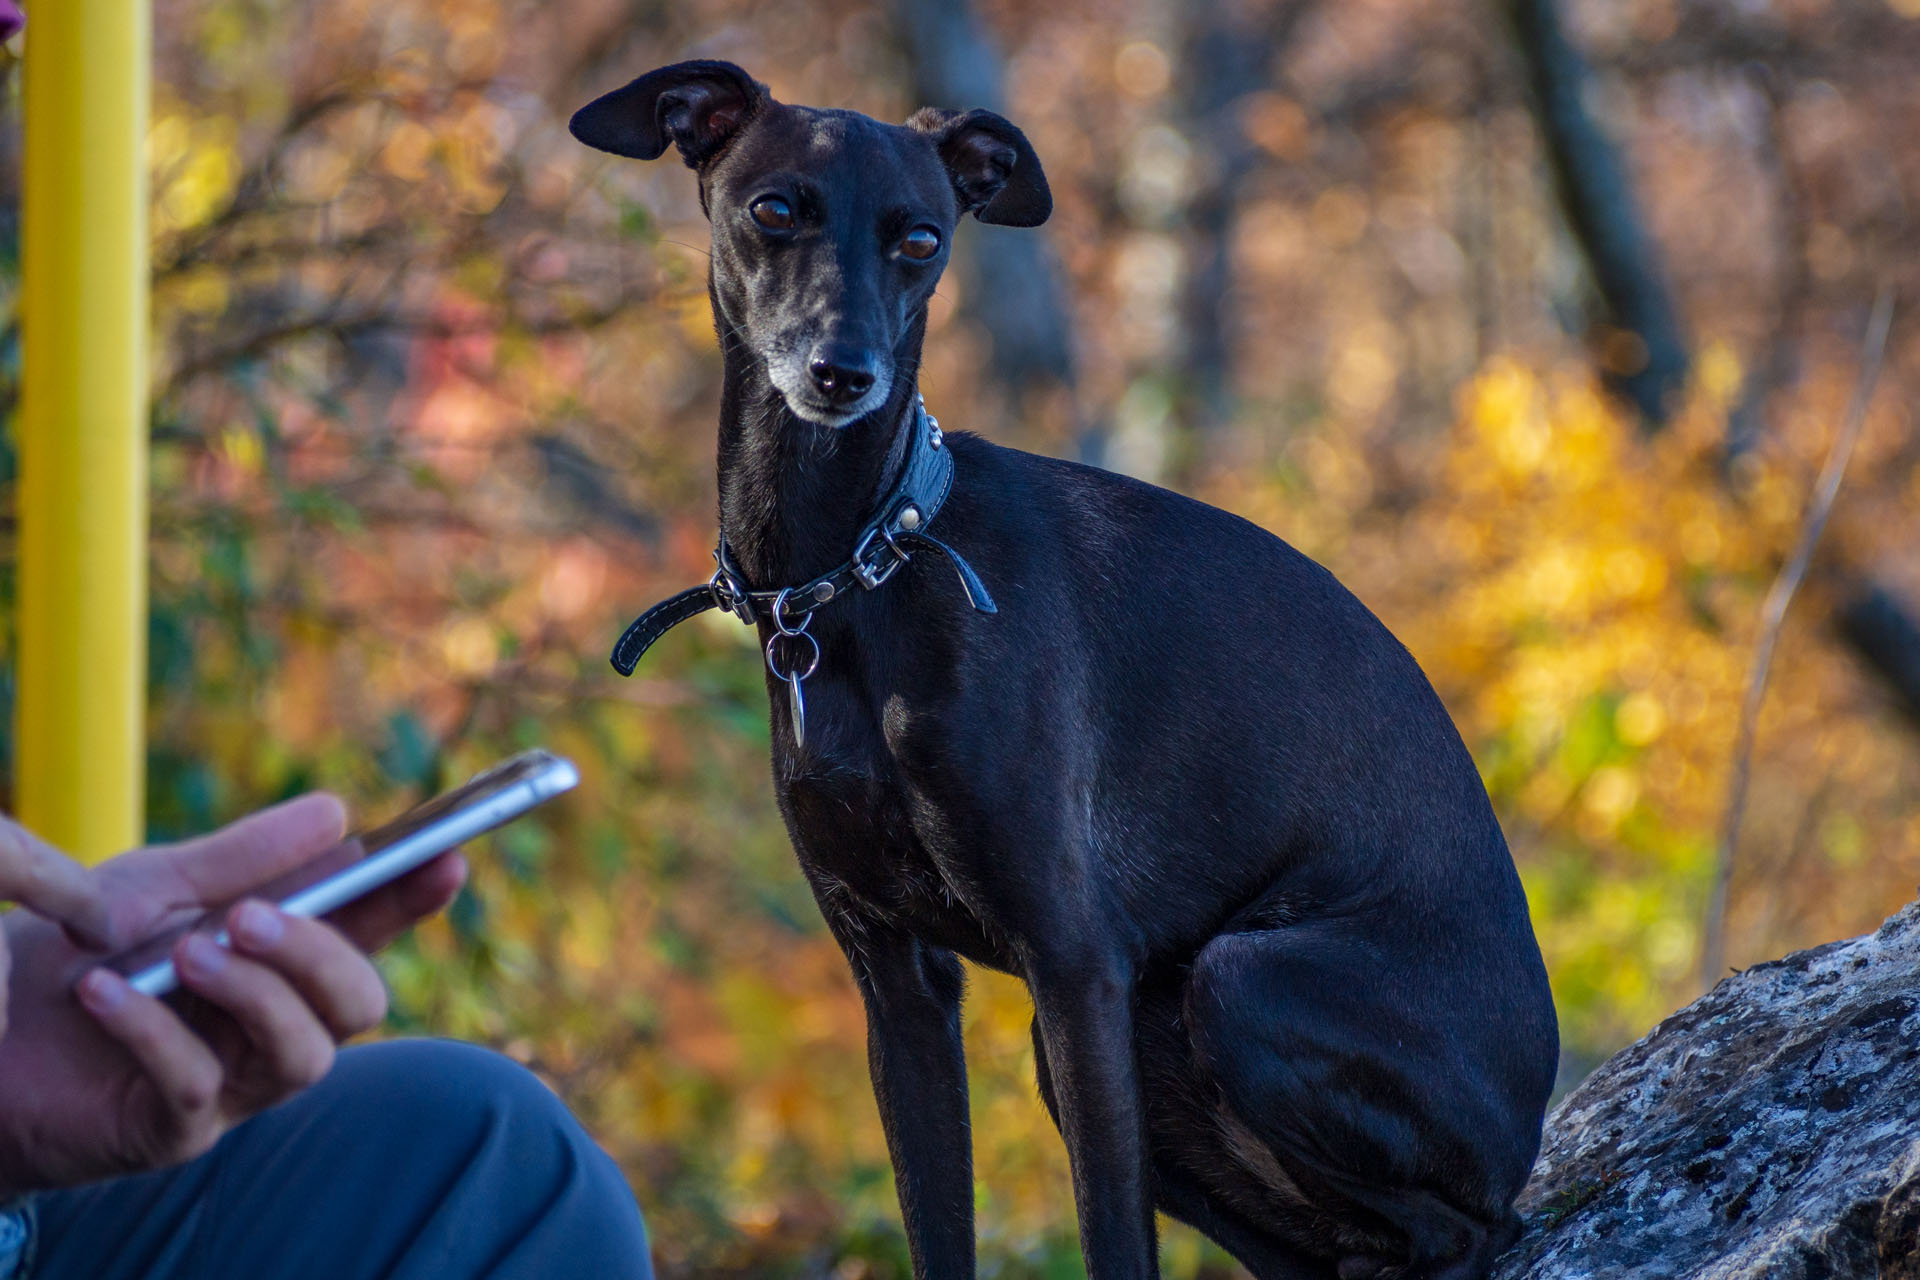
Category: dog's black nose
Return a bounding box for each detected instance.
[808,347,877,406]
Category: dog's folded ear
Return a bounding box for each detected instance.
[570,60,769,168]
[907,108,1052,228]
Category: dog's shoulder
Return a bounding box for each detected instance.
[944,431,1327,583]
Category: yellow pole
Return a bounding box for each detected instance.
[17,0,150,861]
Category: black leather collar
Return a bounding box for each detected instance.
[611,397,996,678]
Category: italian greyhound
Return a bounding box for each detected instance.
[576,60,1557,1280]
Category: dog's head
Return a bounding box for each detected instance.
[571,61,1051,428]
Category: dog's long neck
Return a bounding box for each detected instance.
[714,312,926,591]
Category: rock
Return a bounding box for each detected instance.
[1493,899,1920,1280]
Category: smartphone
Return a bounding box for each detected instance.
[107,749,580,998]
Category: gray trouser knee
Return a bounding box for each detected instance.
[30,1038,652,1280]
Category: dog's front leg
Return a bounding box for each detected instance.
[824,909,975,1278]
[1028,947,1157,1280]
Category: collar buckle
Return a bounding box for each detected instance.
[708,554,754,622]
[850,525,908,591]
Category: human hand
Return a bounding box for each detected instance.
[0,795,466,1195]
[0,820,114,1042]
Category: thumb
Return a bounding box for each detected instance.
[0,818,113,950]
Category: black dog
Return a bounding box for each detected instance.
[574,61,1558,1280]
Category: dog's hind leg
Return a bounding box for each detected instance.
[1181,925,1532,1280]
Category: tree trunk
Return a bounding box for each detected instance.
[890,0,1088,450]
[1508,0,1690,426]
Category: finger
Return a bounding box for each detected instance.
[164,793,349,904]
[228,901,388,1041]
[328,852,467,953]
[0,818,113,949]
[174,933,337,1100]
[75,969,225,1157]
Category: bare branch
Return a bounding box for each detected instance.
[160,292,652,396]
[1698,286,1894,992]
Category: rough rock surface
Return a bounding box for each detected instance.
[1492,899,1920,1280]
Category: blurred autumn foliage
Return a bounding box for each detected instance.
[3,0,1920,1274]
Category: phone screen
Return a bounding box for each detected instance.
[106,750,579,997]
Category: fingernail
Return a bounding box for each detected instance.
[182,933,229,978]
[79,969,127,1013]
[234,901,284,950]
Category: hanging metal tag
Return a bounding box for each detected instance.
[787,675,807,750]
[766,589,821,751]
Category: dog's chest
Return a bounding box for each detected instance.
[779,761,1013,970]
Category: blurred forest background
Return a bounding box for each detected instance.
[4,0,1920,1274]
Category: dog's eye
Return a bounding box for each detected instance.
[899,227,941,261]
[750,197,795,231]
